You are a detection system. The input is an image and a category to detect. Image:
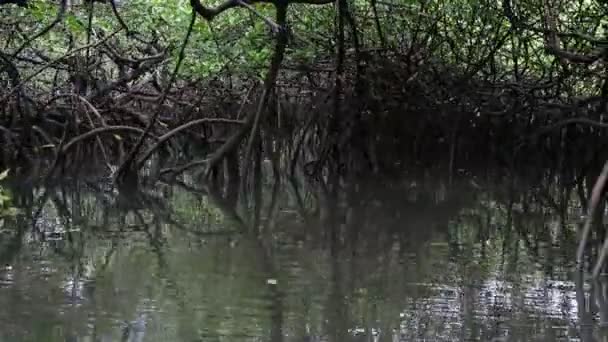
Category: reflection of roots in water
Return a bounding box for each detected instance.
[3,163,608,341]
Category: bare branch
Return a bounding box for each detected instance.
[536,118,608,137]
[577,161,608,273]
[61,126,151,154]
[137,118,245,167]
[190,0,334,21]
[114,10,197,183]
[190,0,241,21]
[543,44,601,64]
[109,0,130,34]
[237,0,280,32]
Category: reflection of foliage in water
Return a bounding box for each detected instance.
[0,192,273,341]
[0,173,601,341]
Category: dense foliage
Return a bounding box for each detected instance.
[2,0,605,83]
[0,0,607,185]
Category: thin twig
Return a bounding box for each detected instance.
[236,0,280,32]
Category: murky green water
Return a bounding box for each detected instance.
[0,173,604,341]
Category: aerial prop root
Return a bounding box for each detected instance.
[577,160,608,278]
[136,117,245,170]
[113,10,196,184]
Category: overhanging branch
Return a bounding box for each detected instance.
[190,0,334,21]
[543,44,601,64]
[190,0,242,21]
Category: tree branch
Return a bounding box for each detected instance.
[543,44,601,64]
[190,0,241,21]
[190,0,334,21]
[137,118,245,168]
[61,126,150,154]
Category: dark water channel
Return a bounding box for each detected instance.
[0,169,605,341]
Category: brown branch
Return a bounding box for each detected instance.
[113,11,196,184]
[137,118,245,167]
[0,52,21,89]
[190,0,334,21]
[536,118,608,136]
[109,0,130,34]
[515,117,608,150]
[195,81,258,174]
[103,45,165,70]
[31,125,57,155]
[161,159,209,177]
[190,0,241,21]
[238,0,280,31]
[544,44,601,64]
[77,99,112,170]
[0,125,14,140]
[239,3,288,179]
[576,161,608,271]
[47,94,107,126]
[557,31,607,45]
[61,126,149,154]
[90,54,165,100]
[287,0,334,4]
[370,0,385,47]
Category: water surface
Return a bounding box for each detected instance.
[0,173,602,341]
